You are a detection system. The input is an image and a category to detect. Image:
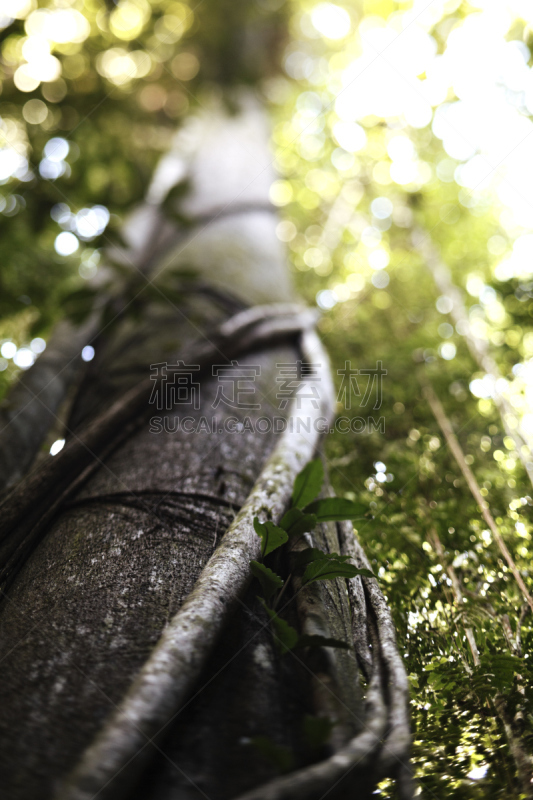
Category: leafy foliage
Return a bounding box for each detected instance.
[2,0,533,794]
[253,517,288,558]
[266,3,533,793]
[300,552,372,586]
[279,508,317,537]
[259,598,299,655]
[252,460,368,655]
[291,458,324,508]
[250,561,284,601]
[303,497,367,522]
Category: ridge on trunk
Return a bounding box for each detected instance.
[0,98,410,800]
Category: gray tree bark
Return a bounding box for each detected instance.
[0,315,99,492]
[0,97,410,800]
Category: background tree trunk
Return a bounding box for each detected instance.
[0,98,368,800]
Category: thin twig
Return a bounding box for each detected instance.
[415,228,533,488]
[516,605,529,657]
[429,528,480,668]
[422,379,533,614]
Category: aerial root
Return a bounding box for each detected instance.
[229,521,413,800]
[339,519,414,798]
[55,327,334,800]
[232,607,388,800]
[30,316,412,800]
[0,303,316,594]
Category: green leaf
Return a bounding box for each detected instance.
[486,653,522,671]
[476,654,523,691]
[303,498,368,523]
[293,549,375,584]
[292,547,350,570]
[292,459,324,508]
[408,673,420,689]
[296,634,350,650]
[280,508,317,537]
[260,598,299,654]
[302,557,375,585]
[253,517,288,557]
[250,561,283,600]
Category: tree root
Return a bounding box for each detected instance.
[2,306,412,800]
[338,520,413,796]
[56,329,335,800]
[56,329,412,800]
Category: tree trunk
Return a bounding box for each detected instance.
[0,97,409,800]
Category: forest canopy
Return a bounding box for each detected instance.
[1,0,533,797]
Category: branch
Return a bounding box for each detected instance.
[516,604,529,657]
[422,380,533,614]
[429,528,480,668]
[415,229,533,488]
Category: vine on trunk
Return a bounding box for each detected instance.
[55,326,412,800]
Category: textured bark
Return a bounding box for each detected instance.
[56,329,338,800]
[0,347,294,799]
[0,304,316,595]
[0,98,409,800]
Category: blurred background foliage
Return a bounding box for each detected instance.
[1,0,533,796]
